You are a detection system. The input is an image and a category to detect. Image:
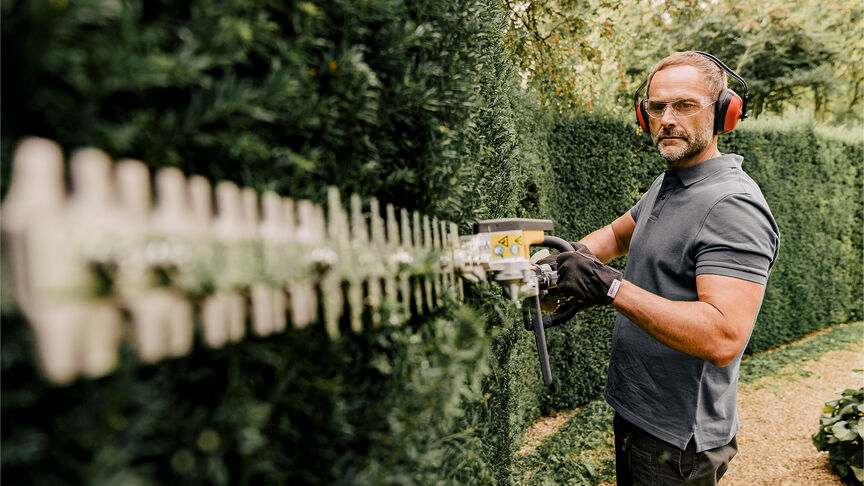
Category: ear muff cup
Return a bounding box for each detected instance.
[636,98,650,133]
[714,89,743,134]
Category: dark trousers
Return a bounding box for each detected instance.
[613,413,737,486]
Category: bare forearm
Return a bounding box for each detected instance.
[610,280,745,367]
[578,225,622,264]
[578,212,635,264]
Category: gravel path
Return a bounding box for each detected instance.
[723,348,863,485]
[518,326,863,485]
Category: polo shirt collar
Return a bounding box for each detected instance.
[667,153,743,187]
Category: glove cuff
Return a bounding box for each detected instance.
[598,265,623,305]
[603,276,623,305]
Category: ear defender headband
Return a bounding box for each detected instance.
[634,51,749,135]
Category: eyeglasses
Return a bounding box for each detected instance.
[643,97,717,118]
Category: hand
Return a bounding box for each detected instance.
[539,295,595,313]
[555,248,623,306]
[534,242,589,268]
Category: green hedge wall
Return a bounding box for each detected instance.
[2,0,861,484]
[1,1,542,484]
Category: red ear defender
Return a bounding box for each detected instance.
[714,89,743,134]
[636,99,650,133]
[634,79,650,133]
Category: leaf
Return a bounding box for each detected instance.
[839,403,859,418]
[822,415,842,426]
[852,465,864,482]
[831,422,858,442]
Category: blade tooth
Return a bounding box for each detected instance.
[258,191,288,336]
[412,211,424,313]
[384,204,400,319]
[242,187,277,338]
[115,160,162,361]
[346,193,365,333]
[367,199,384,327]
[66,149,124,378]
[2,138,67,319]
[215,181,248,343]
[291,200,320,329]
[323,188,345,338]
[422,215,434,310]
[399,208,412,317]
[432,217,443,307]
[438,220,452,298]
[450,222,464,300]
[278,197,297,332]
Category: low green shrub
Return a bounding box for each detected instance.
[813,386,864,484]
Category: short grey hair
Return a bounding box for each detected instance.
[646,51,728,99]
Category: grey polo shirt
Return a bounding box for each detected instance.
[605,153,779,452]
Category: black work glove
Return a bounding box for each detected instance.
[535,243,593,312]
[535,242,589,269]
[555,247,623,306]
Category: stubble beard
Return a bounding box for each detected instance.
[652,121,714,165]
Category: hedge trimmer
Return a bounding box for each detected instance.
[456,218,580,386]
[2,138,581,385]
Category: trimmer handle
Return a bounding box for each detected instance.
[537,236,582,328]
[524,236,577,387]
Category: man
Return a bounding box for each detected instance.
[554,51,780,485]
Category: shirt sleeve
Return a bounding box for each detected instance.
[630,190,649,223]
[694,193,780,284]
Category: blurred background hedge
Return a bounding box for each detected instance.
[2,0,861,485]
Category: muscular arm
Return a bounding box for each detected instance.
[578,211,636,264]
[611,274,764,367]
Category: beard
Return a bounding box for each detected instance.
[652,121,714,164]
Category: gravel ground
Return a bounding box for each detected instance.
[722,348,863,485]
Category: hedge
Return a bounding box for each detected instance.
[1,1,861,485]
[1,1,533,484]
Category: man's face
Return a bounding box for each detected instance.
[647,65,716,166]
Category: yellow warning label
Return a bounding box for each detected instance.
[490,232,524,258]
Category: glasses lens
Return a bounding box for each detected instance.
[644,98,715,118]
[672,100,702,116]
[645,101,667,117]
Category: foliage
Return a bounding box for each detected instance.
[0,0,494,219]
[502,0,702,115]
[813,386,864,484]
[1,301,495,486]
[515,400,616,486]
[0,0,538,484]
[503,0,863,124]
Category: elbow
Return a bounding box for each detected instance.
[708,355,735,368]
[706,342,745,368]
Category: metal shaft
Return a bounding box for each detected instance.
[532,293,553,386]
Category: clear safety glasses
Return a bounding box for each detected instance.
[643,97,717,118]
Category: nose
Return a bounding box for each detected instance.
[658,104,678,127]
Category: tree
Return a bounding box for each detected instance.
[503,0,863,123]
